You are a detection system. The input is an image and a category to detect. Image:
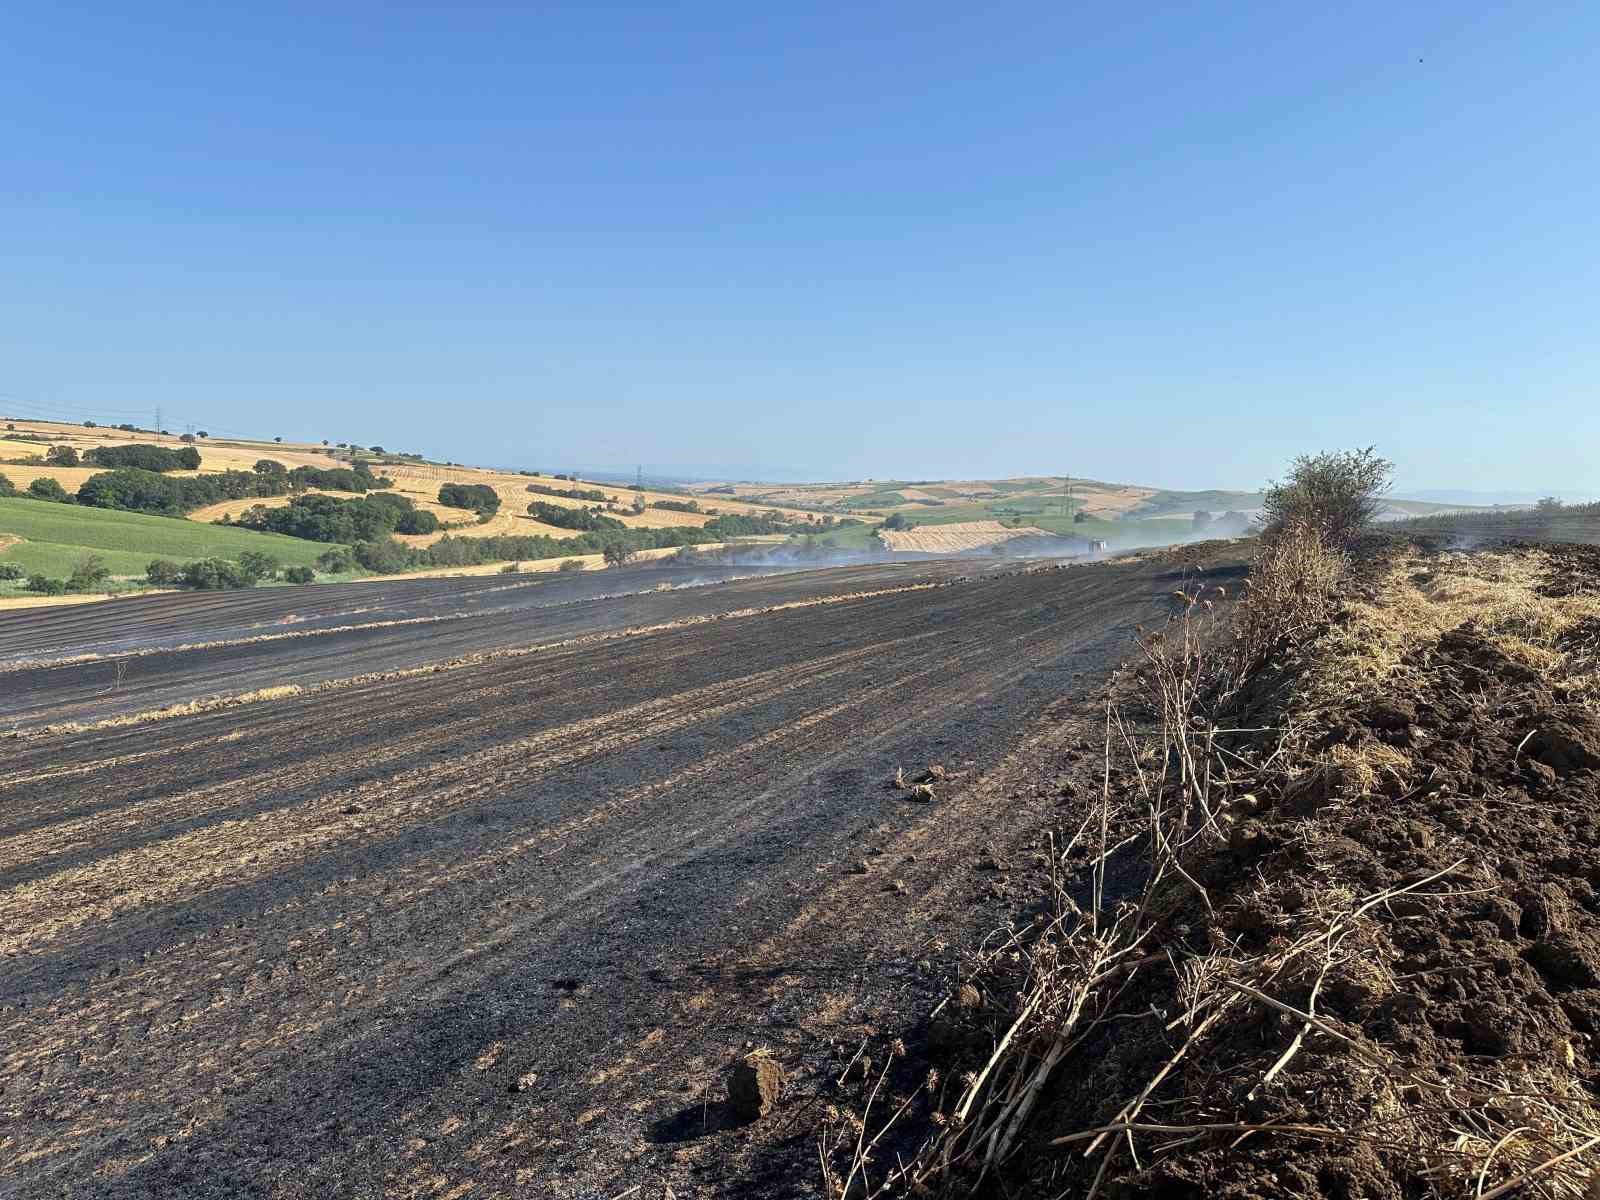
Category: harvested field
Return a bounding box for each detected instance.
[0,550,1244,1197]
[1392,507,1600,547]
[877,519,1053,554]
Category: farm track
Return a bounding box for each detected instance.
[0,553,1238,1198]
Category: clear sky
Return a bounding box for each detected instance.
[3,3,1597,491]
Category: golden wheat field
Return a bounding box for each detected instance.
[0,419,819,542]
[876,520,1047,553]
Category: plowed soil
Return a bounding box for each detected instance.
[890,539,1600,1200]
[0,550,1244,1198]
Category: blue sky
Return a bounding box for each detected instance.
[3,3,1597,491]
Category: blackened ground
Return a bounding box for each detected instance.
[0,551,1243,1198]
[2,558,1030,730]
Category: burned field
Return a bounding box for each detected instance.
[0,553,1242,1198]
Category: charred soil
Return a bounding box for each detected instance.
[838,538,1600,1199]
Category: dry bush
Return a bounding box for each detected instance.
[1229,518,1344,686]
[1260,446,1393,547]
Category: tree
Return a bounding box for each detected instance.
[146,560,183,586]
[180,433,196,443]
[45,444,80,467]
[602,540,636,567]
[274,436,283,443]
[25,574,66,594]
[197,431,208,438]
[1536,496,1565,513]
[237,551,279,582]
[558,558,585,571]
[83,420,97,428]
[0,563,25,580]
[1260,447,1393,546]
[1192,511,1214,533]
[0,471,14,497]
[352,537,414,573]
[179,558,253,589]
[284,565,315,584]
[255,459,287,475]
[881,512,911,531]
[84,444,196,472]
[27,477,71,503]
[67,554,111,591]
[438,483,501,515]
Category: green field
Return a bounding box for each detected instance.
[1127,489,1264,518]
[839,490,908,509]
[795,522,883,551]
[0,498,338,582]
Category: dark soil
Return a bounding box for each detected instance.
[0,551,1248,1198]
[908,541,1600,1198]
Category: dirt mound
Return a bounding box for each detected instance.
[860,540,1600,1199]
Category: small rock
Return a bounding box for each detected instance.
[886,879,908,895]
[956,983,982,1010]
[921,764,948,783]
[341,804,364,815]
[908,784,936,803]
[726,1055,786,1121]
[849,859,871,875]
[511,1071,538,1093]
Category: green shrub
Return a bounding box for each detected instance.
[438,482,501,515]
[351,537,415,573]
[46,444,80,467]
[27,477,72,503]
[146,559,183,586]
[84,444,200,472]
[25,574,67,594]
[528,501,624,532]
[66,554,111,591]
[602,541,636,567]
[237,551,278,582]
[500,562,522,574]
[78,466,290,515]
[558,558,585,571]
[236,493,416,542]
[0,471,13,497]
[283,565,315,584]
[0,562,25,580]
[316,548,355,574]
[179,558,253,590]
